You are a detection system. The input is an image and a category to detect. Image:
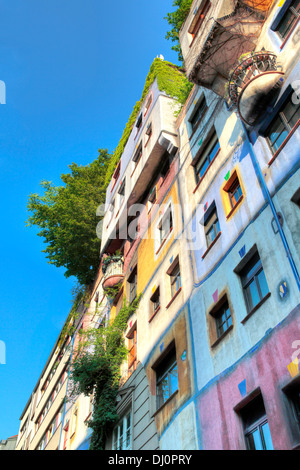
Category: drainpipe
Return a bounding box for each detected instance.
[58,332,76,450]
[241,121,300,292]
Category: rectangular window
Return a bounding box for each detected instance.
[127,327,137,376]
[240,251,269,313]
[266,93,300,155]
[189,96,207,132]
[188,0,211,40]
[228,177,243,209]
[169,263,181,298]
[240,394,274,450]
[118,178,125,208]
[158,205,173,247]
[150,287,160,315]
[204,208,220,248]
[214,300,232,339]
[128,267,137,304]
[135,113,143,136]
[276,0,300,40]
[223,171,244,217]
[112,411,132,450]
[156,348,178,409]
[194,130,220,183]
[132,142,143,164]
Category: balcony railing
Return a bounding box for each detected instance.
[102,257,124,292]
[226,50,284,125]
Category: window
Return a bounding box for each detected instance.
[127,326,137,376]
[169,262,181,298]
[150,287,160,317]
[266,93,300,155]
[240,394,274,450]
[112,411,132,450]
[144,93,153,117]
[291,187,300,208]
[214,299,232,339]
[189,96,207,132]
[156,347,178,409]
[128,266,137,304]
[160,153,172,179]
[204,208,220,248]
[194,130,220,184]
[158,205,173,248]
[240,251,269,313]
[132,142,143,169]
[145,122,152,146]
[135,113,143,137]
[228,177,243,209]
[275,0,300,41]
[223,171,243,216]
[188,0,211,41]
[118,178,125,208]
[284,379,300,445]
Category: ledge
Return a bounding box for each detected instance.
[148,306,161,323]
[152,389,179,418]
[211,324,234,349]
[241,292,271,324]
[155,227,173,256]
[166,287,182,309]
[201,231,221,259]
[226,194,244,220]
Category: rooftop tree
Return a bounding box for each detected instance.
[26,148,111,286]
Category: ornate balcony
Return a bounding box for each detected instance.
[226,50,284,125]
[102,256,124,292]
[180,0,274,96]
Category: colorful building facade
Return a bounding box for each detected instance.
[16,0,300,451]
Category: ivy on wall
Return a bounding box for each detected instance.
[69,294,142,450]
[104,58,193,186]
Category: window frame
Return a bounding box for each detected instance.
[193,129,220,186]
[112,410,132,451]
[188,96,208,134]
[155,347,179,410]
[274,0,300,42]
[240,251,269,314]
[128,266,137,304]
[204,207,221,248]
[265,92,300,156]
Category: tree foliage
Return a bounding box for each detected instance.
[26,149,111,286]
[164,0,193,62]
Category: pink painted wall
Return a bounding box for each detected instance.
[197,309,300,450]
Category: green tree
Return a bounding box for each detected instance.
[26,148,111,286]
[164,0,193,62]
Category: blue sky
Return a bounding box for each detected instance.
[0,0,178,439]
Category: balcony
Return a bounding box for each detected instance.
[102,256,124,292]
[226,50,284,125]
[179,0,274,96]
[101,84,179,254]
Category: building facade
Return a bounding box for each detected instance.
[16,0,300,451]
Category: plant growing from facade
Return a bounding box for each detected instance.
[104,58,193,186]
[69,294,142,450]
[164,0,193,62]
[26,149,111,286]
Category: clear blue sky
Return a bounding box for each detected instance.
[0,0,178,439]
